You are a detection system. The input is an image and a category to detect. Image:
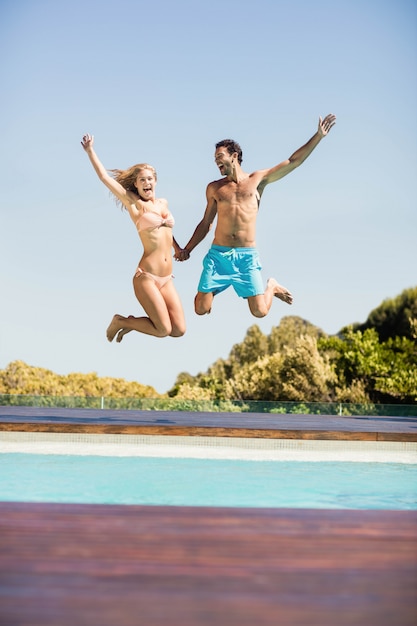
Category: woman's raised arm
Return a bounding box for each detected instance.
[81,134,135,207]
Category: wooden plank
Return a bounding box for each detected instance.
[0,421,388,440]
[0,503,416,626]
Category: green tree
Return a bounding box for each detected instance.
[352,286,417,342]
[268,316,325,355]
[373,336,417,402]
[319,327,417,404]
[225,354,283,400]
[225,336,335,402]
[167,371,196,397]
[229,325,268,371]
[278,335,336,402]
[169,298,417,406]
[0,361,158,398]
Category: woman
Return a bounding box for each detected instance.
[81,134,186,343]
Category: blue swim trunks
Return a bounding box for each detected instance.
[197,245,264,298]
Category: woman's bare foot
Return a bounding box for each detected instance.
[116,328,133,343]
[106,314,127,342]
[267,278,293,305]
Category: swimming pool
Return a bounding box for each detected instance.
[1,432,416,510]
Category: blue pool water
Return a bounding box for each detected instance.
[1,453,416,509]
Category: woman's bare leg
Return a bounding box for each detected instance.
[106,275,185,342]
[160,280,186,337]
[115,327,133,343]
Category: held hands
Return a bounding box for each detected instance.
[318,114,336,137]
[174,248,190,262]
[81,133,94,151]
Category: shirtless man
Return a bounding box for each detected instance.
[176,114,336,317]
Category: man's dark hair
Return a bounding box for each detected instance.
[215,139,243,164]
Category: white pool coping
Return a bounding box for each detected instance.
[0,432,416,463]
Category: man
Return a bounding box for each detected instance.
[176,114,336,317]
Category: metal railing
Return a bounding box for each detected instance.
[0,394,416,416]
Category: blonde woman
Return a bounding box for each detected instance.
[81,134,186,343]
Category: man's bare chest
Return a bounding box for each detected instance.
[216,181,260,206]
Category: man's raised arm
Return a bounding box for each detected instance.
[259,113,336,189]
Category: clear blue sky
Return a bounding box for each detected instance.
[1,0,416,394]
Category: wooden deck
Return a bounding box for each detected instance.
[1,405,416,440]
[0,503,416,626]
[1,406,416,625]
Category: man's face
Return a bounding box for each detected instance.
[214,147,235,176]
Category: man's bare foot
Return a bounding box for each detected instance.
[106,314,127,342]
[267,278,293,305]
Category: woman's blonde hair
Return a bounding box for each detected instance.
[109,163,157,208]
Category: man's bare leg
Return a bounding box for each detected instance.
[267,277,293,305]
[248,278,293,318]
[194,291,214,315]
